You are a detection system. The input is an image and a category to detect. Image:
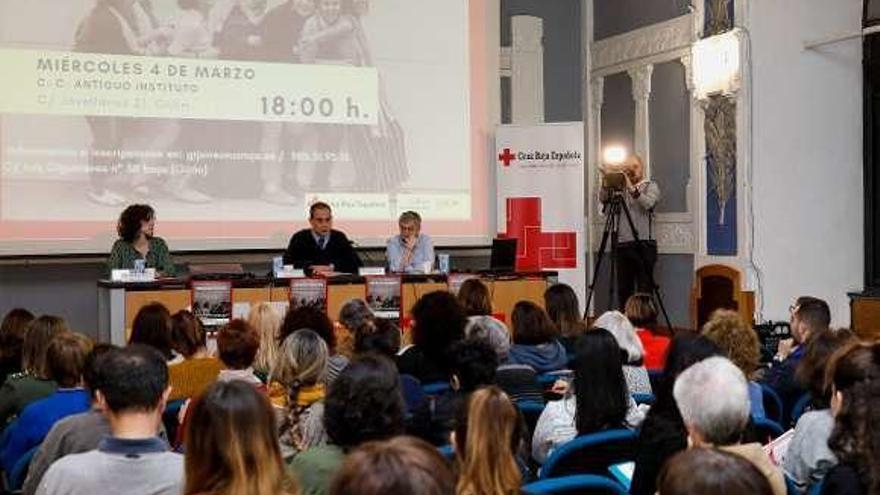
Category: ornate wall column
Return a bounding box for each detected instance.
[510,15,545,124]
[628,65,654,176]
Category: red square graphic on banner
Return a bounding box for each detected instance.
[502,197,577,270]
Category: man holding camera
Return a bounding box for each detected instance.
[599,154,661,309]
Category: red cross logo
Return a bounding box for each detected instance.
[498,148,515,167]
[502,197,577,270]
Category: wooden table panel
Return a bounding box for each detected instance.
[401,282,449,317]
[125,289,191,341]
[233,287,271,306]
[851,297,880,342]
[487,278,548,322]
[328,284,368,320]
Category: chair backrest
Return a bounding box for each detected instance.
[632,392,655,406]
[523,474,629,495]
[422,381,452,396]
[437,444,455,462]
[785,474,799,495]
[751,417,785,444]
[760,384,784,425]
[539,429,638,480]
[690,264,755,329]
[517,401,546,442]
[8,444,41,491]
[789,393,812,427]
[399,374,426,413]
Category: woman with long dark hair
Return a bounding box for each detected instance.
[397,291,467,383]
[129,302,180,364]
[184,380,297,495]
[531,328,644,463]
[290,354,405,495]
[820,342,880,495]
[784,328,855,493]
[629,332,721,495]
[544,283,587,355]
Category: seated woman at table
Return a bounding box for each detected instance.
[106,204,176,276]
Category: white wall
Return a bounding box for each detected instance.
[748,0,863,326]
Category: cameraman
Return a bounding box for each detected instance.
[599,154,661,308]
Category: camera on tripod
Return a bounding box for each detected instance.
[601,170,628,195]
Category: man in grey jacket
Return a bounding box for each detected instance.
[600,154,661,309]
[35,345,182,495]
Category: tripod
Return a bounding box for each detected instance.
[584,190,673,332]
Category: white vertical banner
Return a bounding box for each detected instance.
[495,123,586,308]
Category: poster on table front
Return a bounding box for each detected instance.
[366,276,402,319]
[290,278,328,313]
[191,280,233,327]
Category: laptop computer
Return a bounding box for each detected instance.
[488,238,517,273]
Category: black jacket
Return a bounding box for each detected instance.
[282,229,361,274]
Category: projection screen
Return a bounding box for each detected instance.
[0,0,496,255]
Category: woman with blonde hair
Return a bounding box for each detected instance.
[701,309,765,418]
[272,329,330,458]
[184,380,298,495]
[453,386,524,495]
[248,302,283,379]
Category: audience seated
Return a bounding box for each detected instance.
[507,301,567,374]
[409,338,498,446]
[274,330,330,458]
[544,283,588,356]
[784,328,855,493]
[0,308,35,384]
[22,344,117,495]
[353,318,401,358]
[216,319,264,388]
[820,341,880,495]
[183,380,298,495]
[625,293,669,370]
[281,307,349,383]
[630,332,721,495]
[1,332,93,474]
[453,386,525,494]
[249,302,284,379]
[594,310,652,395]
[337,299,374,359]
[397,291,467,383]
[701,309,765,418]
[129,302,183,364]
[673,356,786,495]
[760,296,830,418]
[329,436,454,495]
[168,310,222,401]
[0,315,69,426]
[35,345,182,495]
[531,329,645,463]
[290,354,405,495]
[657,447,774,495]
[459,279,511,360]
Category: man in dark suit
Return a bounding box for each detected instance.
[282,202,361,275]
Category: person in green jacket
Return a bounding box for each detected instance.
[107,204,176,277]
[289,354,405,495]
[0,315,68,426]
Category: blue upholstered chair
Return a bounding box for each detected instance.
[522,474,628,495]
[539,429,638,480]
